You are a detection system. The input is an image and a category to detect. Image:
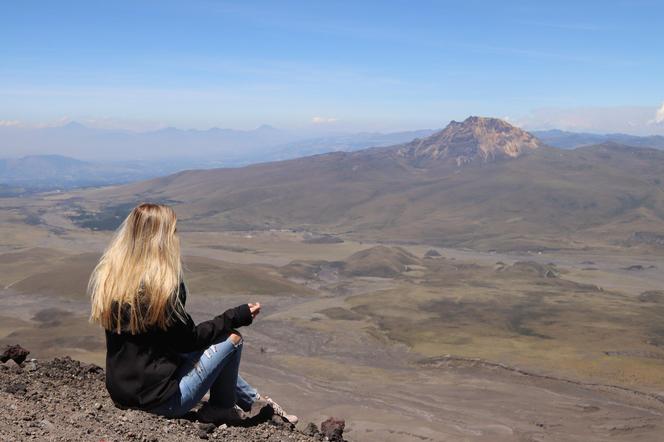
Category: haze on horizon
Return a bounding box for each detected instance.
[2,0,663,138]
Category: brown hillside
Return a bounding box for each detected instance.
[63,119,664,252]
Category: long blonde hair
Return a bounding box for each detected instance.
[89,203,185,334]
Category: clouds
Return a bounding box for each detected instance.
[516,104,664,135]
[311,116,338,124]
[655,102,664,124]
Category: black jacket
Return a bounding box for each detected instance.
[104,282,253,410]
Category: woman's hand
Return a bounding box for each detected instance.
[248,302,261,319]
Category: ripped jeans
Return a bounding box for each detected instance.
[148,335,258,418]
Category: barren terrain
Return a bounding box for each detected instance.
[1,120,663,440]
[1,205,663,440]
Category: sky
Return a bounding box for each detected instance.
[1,0,663,135]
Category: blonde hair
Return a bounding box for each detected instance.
[89,203,185,334]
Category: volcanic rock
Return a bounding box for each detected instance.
[1,344,30,364]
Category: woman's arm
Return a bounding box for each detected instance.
[166,304,253,353]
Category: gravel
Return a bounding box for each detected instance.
[0,355,343,441]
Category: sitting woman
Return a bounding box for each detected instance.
[88,203,297,425]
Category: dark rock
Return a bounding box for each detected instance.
[1,344,30,364]
[197,429,209,439]
[22,413,36,421]
[198,423,215,434]
[630,231,664,247]
[5,382,27,395]
[623,264,645,271]
[424,248,441,258]
[320,417,345,441]
[302,422,320,436]
[270,414,293,429]
[81,362,104,374]
[303,234,344,244]
[638,290,664,303]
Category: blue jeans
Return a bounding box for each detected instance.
[148,336,258,418]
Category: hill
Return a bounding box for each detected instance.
[0,350,345,441]
[341,246,422,277]
[64,117,664,252]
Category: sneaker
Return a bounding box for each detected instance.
[197,403,248,426]
[256,393,298,424]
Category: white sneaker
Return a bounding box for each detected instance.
[256,393,298,424]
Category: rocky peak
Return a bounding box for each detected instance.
[396,116,542,166]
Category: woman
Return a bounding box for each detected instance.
[88,203,297,425]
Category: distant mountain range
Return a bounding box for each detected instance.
[0,124,435,190]
[533,129,664,149]
[265,129,435,161]
[0,121,434,163]
[71,117,664,252]
[0,155,190,192]
[0,122,295,162]
[3,119,664,191]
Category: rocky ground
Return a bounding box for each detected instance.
[0,345,346,442]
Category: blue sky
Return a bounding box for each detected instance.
[1,0,663,134]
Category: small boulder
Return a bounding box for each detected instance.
[3,359,23,373]
[1,344,30,364]
[4,381,27,395]
[40,419,55,431]
[81,362,104,374]
[320,417,345,441]
[198,422,215,434]
[24,361,38,372]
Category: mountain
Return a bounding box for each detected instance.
[0,124,443,189]
[395,116,542,166]
[0,155,98,188]
[533,129,664,150]
[264,129,436,161]
[0,122,438,164]
[67,117,664,252]
[0,155,196,189]
[0,123,299,161]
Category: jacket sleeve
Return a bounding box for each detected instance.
[166,304,253,353]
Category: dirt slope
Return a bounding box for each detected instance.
[0,353,344,442]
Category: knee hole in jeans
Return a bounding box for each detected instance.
[229,332,242,346]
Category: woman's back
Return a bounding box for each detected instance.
[88,203,295,425]
[104,281,253,409]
